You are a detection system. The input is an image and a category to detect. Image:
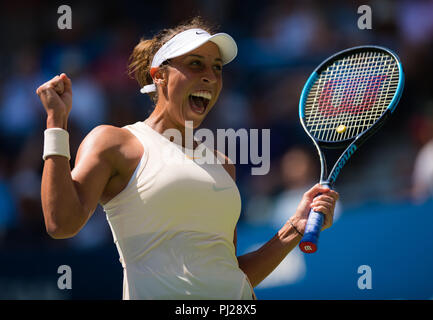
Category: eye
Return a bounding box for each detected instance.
[190,60,203,67]
[213,64,223,72]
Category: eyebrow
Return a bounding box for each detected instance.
[187,54,223,63]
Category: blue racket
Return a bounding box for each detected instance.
[298,45,404,253]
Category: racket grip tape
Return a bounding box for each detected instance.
[299,209,324,254]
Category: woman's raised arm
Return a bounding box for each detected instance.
[37,74,124,239]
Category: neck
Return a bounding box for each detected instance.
[145,107,198,149]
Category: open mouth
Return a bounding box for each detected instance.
[189,90,212,115]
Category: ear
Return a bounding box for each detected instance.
[151,67,167,86]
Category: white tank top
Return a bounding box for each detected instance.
[102,121,255,300]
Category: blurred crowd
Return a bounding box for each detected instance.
[0,0,432,250]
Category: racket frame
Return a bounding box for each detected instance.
[298,45,404,253]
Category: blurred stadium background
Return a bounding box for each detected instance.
[0,0,432,299]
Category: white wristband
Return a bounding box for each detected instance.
[43,128,71,160]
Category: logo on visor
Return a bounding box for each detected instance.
[196,31,207,35]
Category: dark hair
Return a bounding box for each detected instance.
[127,16,217,104]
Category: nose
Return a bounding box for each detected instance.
[201,67,218,85]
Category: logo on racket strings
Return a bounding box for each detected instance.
[319,75,387,116]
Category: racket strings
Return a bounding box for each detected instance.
[304,50,399,142]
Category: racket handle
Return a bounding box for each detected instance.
[299,209,324,254]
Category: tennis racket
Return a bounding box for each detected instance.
[298,45,404,254]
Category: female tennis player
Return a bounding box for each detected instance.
[36,17,339,300]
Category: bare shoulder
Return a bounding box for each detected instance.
[73,124,144,205]
[79,125,135,150]
[213,149,236,181]
[76,125,142,162]
[75,125,143,175]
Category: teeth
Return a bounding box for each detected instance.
[190,90,212,101]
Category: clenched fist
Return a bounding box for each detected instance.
[36,73,72,130]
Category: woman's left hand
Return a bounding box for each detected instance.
[289,183,340,234]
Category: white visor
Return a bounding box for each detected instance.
[140,28,238,94]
